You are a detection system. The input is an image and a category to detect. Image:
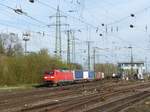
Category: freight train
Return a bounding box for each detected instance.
[43,69,104,86]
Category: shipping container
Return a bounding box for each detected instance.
[74,71,83,80]
[83,71,89,79]
[89,71,95,79]
[95,72,105,80]
[72,70,75,80]
[75,71,95,80]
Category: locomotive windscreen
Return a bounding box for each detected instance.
[44,71,54,75]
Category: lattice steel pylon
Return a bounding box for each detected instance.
[49,6,67,58]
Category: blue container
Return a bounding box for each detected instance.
[75,71,83,80]
[88,71,95,79]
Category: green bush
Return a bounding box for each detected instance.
[0,51,69,86]
[0,36,76,86]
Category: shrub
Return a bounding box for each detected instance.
[0,50,69,86]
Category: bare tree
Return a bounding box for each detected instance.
[0,33,23,56]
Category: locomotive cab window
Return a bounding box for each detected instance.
[45,71,54,75]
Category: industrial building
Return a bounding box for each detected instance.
[118,61,145,80]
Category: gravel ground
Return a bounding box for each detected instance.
[124,96,150,112]
[0,80,149,112]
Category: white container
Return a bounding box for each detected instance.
[83,71,89,79]
[72,70,75,80]
[101,72,105,79]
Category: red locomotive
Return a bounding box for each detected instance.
[44,69,74,85]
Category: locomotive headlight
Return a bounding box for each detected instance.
[44,76,48,79]
[50,76,55,79]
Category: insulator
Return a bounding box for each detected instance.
[99,34,103,36]
[130,24,134,28]
[29,0,34,3]
[130,14,135,17]
[101,23,105,26]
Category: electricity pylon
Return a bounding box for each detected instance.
[49,6,68,58]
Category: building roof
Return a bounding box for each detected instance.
[118,61,144,64]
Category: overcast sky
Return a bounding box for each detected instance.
[0,0,150,69]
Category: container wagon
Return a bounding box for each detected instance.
[95,72,105,80]
[73,71,95,82]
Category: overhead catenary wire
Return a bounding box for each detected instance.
[107,5,150,26]
[40,0,150,36]
[0,6,51,38]
[0,11,46,29]
[0,2,48,26]
[0,0,149,56]
[0,2,37,26]
[0,4,49,33]
[63,0,85,17]
[1,0,150,33]
[37,1,103,31]
[38,0,108,39]
[0,20,52,37]
[61,0,150,30]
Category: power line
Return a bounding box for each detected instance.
[37,1,99,30]
[107,5,150,26]
[0,12,46,31]
[0,3,46,28]
[0,2,48,26]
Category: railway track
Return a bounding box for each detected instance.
[0,80,121,112]
[52,85,150,112]
[86,91,150,112]
[0,80,112,101]
[17,82,150,112]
